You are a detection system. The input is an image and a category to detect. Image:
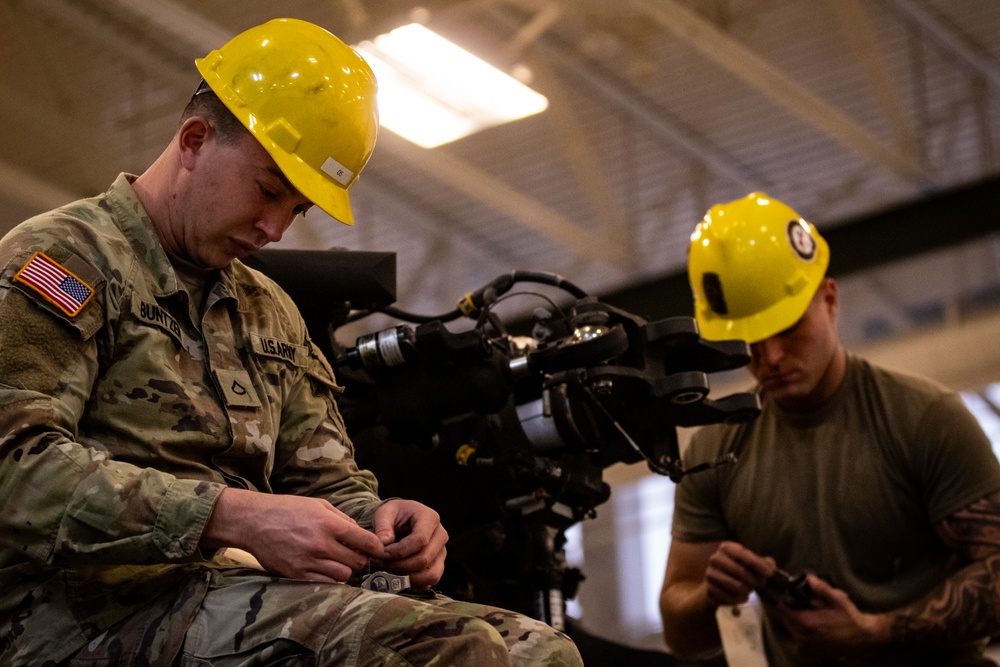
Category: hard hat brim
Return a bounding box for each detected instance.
[696,282,819,344]
[269,149,356,226]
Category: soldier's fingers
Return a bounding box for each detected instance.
[372,502,399,545]
[718,542,773,579]
[322,516,385,558]
[322,502,360,525]
[392,545,447,591]
[705,578,752,606]
[384,522,447,561]
[300,560,354,583]
[316,539,376,572]
[385,528,448,577]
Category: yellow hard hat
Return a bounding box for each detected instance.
[687,193,829,343]
[196,18,378,226]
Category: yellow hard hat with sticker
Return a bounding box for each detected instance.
[196,18,379,226]
[688,193,829,343]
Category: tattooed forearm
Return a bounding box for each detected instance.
[890,492,1000,645]
[889,557,1000,644]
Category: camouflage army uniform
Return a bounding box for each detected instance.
[0,174,582,666]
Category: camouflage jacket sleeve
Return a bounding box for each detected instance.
[0,232,224,567]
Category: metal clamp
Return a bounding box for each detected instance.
[361,570,411,594]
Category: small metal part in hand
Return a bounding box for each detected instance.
[760,568,815,610]
[361,571,411,594]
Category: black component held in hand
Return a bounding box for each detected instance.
[761,569,815,610]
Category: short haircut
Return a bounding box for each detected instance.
[180,81,249,144]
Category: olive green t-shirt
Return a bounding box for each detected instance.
[672,353,1000,666]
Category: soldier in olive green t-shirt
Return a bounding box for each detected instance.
[660,194,1000,666]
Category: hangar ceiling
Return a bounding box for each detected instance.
[1,0,999,360]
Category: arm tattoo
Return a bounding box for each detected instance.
[889,491,1000,645]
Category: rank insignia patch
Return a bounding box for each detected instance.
[14,251,95,317]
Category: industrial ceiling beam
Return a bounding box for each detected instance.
[531,60,636,257]
[100,0,232,53]
[883,0,1000,93]
[493,1,635,256]
[38,0,194,91]
[633,0,932,187]
[488,3,771,192]
[505,0,564,57]
[377,131,629,265]
[358,170,524,269]
[831,0,921,163]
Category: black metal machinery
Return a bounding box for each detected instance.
[247,249,760,628]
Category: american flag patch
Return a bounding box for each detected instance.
[14,251,95,317]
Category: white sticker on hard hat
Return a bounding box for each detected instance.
[786,219,816,261]
[321,156,354,186]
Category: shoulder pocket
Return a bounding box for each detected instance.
[3,250,105,340]
[0,286,102,395]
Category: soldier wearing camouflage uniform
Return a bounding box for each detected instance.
[0,18,582,667]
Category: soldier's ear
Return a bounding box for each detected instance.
[177,117,213,169]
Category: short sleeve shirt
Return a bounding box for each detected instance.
[672,354,1000,666]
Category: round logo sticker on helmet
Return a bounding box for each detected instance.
[786,219,817,261]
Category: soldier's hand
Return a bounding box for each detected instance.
[374,499,448,591]
[203,488,385,583]
[777,574,889,656]
[705,541,777,606]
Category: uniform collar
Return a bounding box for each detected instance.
[105,173,241,305]
[105,173,183,298]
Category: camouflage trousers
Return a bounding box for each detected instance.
[72,569,583,666]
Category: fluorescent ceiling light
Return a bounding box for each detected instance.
[356,23,548,148]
